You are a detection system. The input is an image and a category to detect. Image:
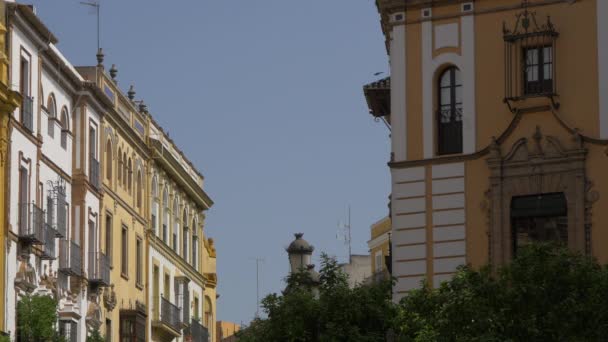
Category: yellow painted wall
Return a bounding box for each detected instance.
[0,0,21,332]
[370,217,391,274]
[382,0,605,272]
[100,114,148,342]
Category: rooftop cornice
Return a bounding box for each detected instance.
[8,3,58,44]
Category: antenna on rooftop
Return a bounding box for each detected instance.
[249,257,265,318]
[80,1,101,51]
[337,205,352,264]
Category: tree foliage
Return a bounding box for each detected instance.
[397,243,608,341]
[86,329,105,342]
[238,253,395,342]
[17,294,60,341]
[238,244,608,341]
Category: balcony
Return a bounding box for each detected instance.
[186,319,209,342]
[152,297,181,339]
[55,190,68,238]
[59,240,82,277]
[40,224,56,260]
[18,202,45,244]
[88,252,110,287]
[21,95,33,132]
[89,157,100,190]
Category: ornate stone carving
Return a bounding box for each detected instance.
[14,257,36,293]
[86,292,102,331]
[486,126,588,266]
[103,284,117,311]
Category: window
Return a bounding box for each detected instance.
[375,251,383,272]
[136,170,142,209]
[524,46,553,95]
[437,67,463,155]
[164,274,170,299]
[118,147,123,185]
[194,296,200,320]
[47,95,56,138]
[89,124,97,159]
[121,225,128,277]
[122,153,127,188]
[172,198,179,252]
[162,189,169,243]
[192,235,198,270]
[105,213,113,267]
[60,108,69,149]
[106,140,113,182]
[119,312,145,342]
[105,319,111,342]
[204,296,213,332]
[152,177,159,235]
[153,265,160,320]
[511,193,567,255]
[18,166,28,233]
[59,320,77,342]
[136,237,142,287]
[46,196,54,229]
[127,158,132,192]
[192,218,198,268]
[20,52,33,131]
[183,211,189,262]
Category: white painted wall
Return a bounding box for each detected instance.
[422,18,476,158]
[390,13,407,162]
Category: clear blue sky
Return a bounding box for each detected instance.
[29,0,390,325]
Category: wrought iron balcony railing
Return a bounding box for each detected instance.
[21,96,33,132]
[89,157,100,190]
[59,240,82,277]
[188,319,210,342]
[18,202,45,244]
[88,252,110,286]
[159,297,181,332]
[40,224,56,260]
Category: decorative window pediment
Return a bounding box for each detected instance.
[503,3,559,112]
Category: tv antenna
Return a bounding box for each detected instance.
[337,205,352,264]
[80,1,101,51]
[249,257,265,318]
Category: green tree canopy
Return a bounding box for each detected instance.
[238,253,395,342]
[17,294,60,341]
[238,244,608,342]
[397,243,608,341]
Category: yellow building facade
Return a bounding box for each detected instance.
[367,0,608,300]
[0,0,21,334]
[147,114,215,341]
[77,55,150,340]
[368,216,391,277]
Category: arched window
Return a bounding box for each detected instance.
[127,158,133,192]
[204,296,213,335]
[192,217,198,268]
[60,107,69,149]
[172,197,179,252]
[162,188,169,243]
[437,67,463,155]
[105,139,113,183]
[182,209,189,262]
[47,94,56,138]
[152,176,159,235]
[136,169,142,209]
[122,153,127,188]
[117,147,123,185]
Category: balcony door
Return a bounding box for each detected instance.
[153,266,160,320]
[88,220,97,276]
